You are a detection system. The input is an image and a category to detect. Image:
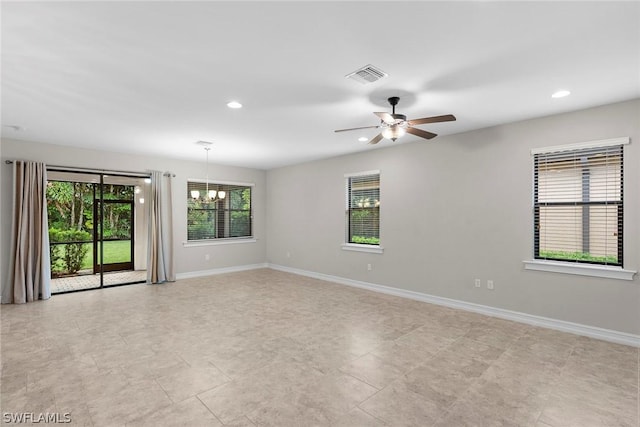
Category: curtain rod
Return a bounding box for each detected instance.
[4,160,157,178]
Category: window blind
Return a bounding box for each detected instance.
[347,173,380,245]
[534,144,623,266]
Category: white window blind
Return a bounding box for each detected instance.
[346,173,380,245]
[533,143,623,266]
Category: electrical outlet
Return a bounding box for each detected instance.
[205,254,210,261]
[286,251,291,258]
[487,280,494,290]
[367,263,372,271]
[474,279,481,288]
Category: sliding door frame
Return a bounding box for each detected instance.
[47,166,150,294]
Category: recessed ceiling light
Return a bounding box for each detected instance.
[227,101,242,109]
[358,137,369,142]
[551,90,571,99]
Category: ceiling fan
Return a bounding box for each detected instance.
[335,96,456,145]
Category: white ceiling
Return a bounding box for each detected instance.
[2,1,639,170]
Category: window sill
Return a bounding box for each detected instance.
[341,243,384,254]
[523,259,636,281]
[183,238,257,247]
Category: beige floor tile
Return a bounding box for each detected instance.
[246,373,379,426]
[479,357,559,398]
[254,359,326,397]
[521,325,580,346]
[332,407,387,427]
[463,322,528,349]
[561,358,638,394]
[539,394,638,427]
[1,269,637,426]
[208,347,279,379]
[547,370,638,424]
[222,415,256,426]
[85,378,173,425]
[56,403,94,427]
[401,355,490,409]
[119,352,190,381]
[0,372,26,396]
[125,397,222,426]
[0,385,57,416]
[440,336,506,364]
[245,391,335,426]
[197,379,276,424]
[569,336,638,372]
[506,337,572,369]
[156,363,230,403]
[285,372,379,421]
[436,379,546,427]
[339,353,404,390]
[370,339,437,373]
[573,335,638,358]
[359,381,442,426]
[375,314,424,340]
[392,324,459,354]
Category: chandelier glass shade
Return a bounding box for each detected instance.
[191,147,226,202]
[190,189,226,201]
[381,123,407,141]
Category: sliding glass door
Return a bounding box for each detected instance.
[94,191,135,274]
[46,170,148,294]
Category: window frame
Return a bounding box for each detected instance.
[524,137,636,280]
[185,179,254,244]
[342,170,383,254]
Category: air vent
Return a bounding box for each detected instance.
[345,64,388,84]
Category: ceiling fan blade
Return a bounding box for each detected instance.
[408,114,456,126]
[334,125,380,133]
[406,127,437,140]
[368,134,384,145]
[374,112,395,124]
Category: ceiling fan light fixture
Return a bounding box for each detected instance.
[381,124,407,141]
[334,96,455,143]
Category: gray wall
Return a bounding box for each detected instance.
[0,140,267,283]
[266,99,640,335]
[1,100,638,335]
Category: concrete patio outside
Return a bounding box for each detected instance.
[51,270,147,293]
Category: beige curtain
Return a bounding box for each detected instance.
[147,171,175,283]
[3,161,51,303]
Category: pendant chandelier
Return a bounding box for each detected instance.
[190,147,226,202]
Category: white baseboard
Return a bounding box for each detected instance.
[177,263,269,280]
[268,263,640,348]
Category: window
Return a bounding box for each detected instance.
[346,171,380,245]
[187,181,252,241]
[533,139,625,266]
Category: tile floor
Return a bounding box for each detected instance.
[1,269,638,426]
